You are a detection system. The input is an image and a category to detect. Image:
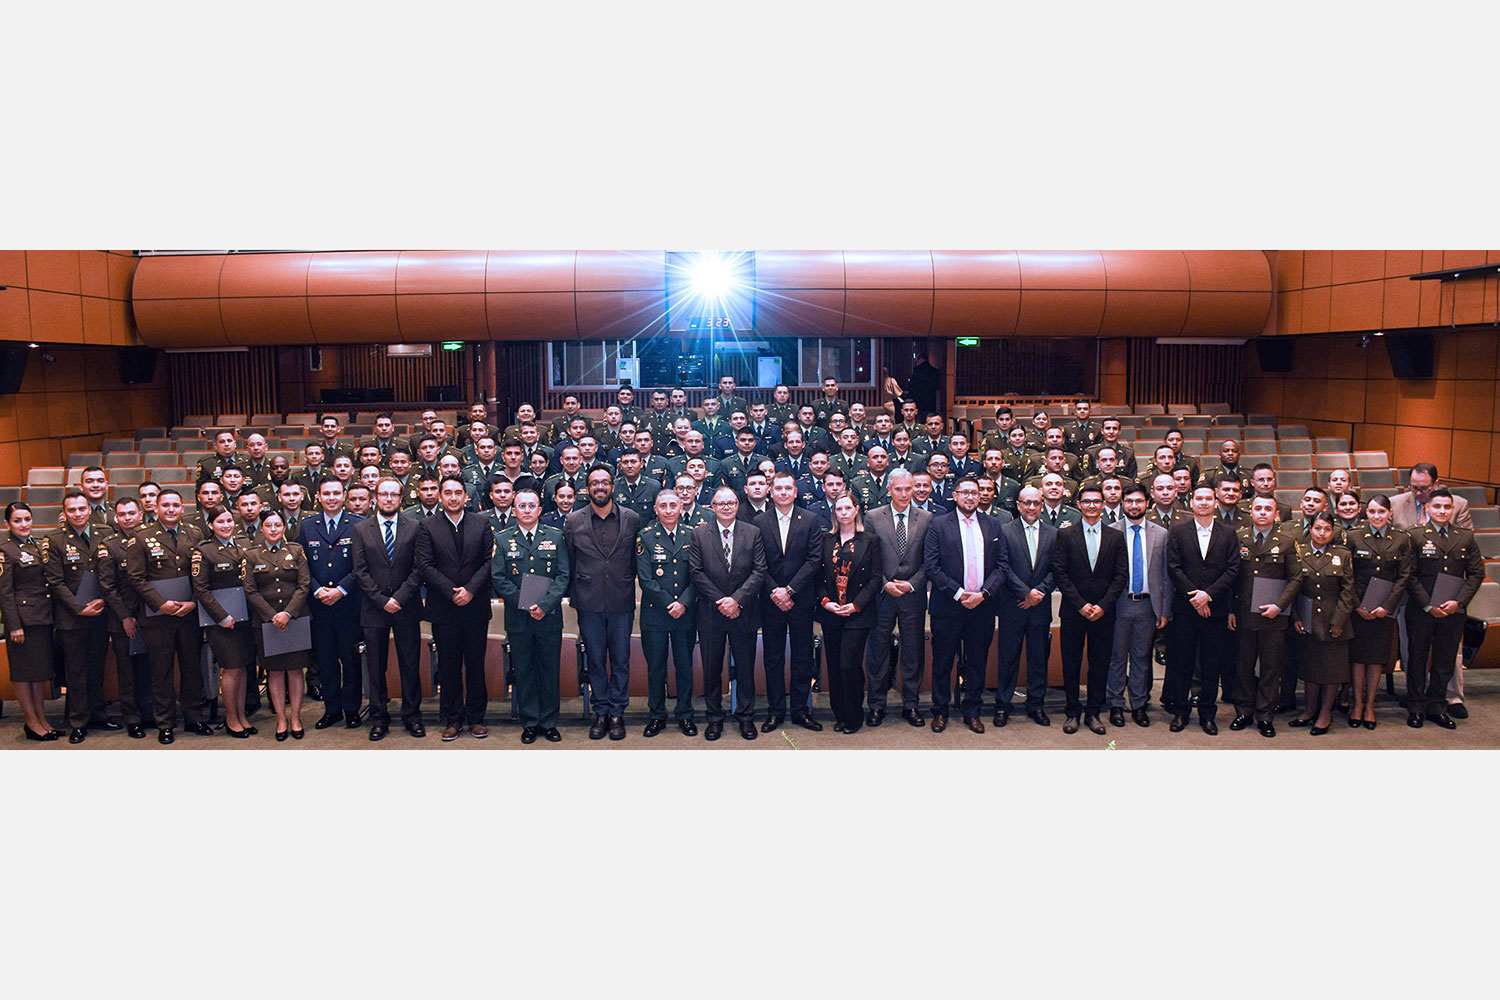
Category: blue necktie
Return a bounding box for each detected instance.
[383,519,395,562]
[1131,524,1144,594]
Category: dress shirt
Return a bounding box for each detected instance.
[1195,520,1213,560]
[957,512,983,597]
[775,507,793,552]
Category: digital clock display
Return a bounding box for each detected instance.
[688,316,734,331]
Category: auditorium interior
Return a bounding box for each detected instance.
[1,248,1498,749]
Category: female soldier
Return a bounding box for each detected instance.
[193,506,256,737]
[242,511,311,740]
[0,503,59,741]
[1344,494,1412,730]
[1334,489,1364,535]
[1287,512,1357,735]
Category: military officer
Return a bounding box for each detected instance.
[668,430,723,483]
[614,385,646,428]
[238,433,273,493]
[709,376,749,422]
[1062,401,1102,455]
[99,496,150,737]
[625,429,672,484]
[76,466,116,529]
[813,377,848,427]
[0,502,61,740]
[1247,464,1294,522]
[1162,429,1201,486]
[45,490,116,742]
[612,452,658,519]
[667,387,701,426]
[1228,495,1302,737]
[848,446,892,510]
[829,429,869,481]
[453,402,499,452]
[492,487,570,744]
[192,507,257,737]
[316,414,358,465]
[1025,448,1080,504]
[1024,410,1052,451]
[542,446,590,513]
[693,396,729,444]
[637,488,698,736]
[197,430,240,486]
[720,430,771,500]
[361,412,410,463]
[1205,438,1254,488]
[1402,489,1485,729]
[765,384,796,427]
[548,394,584,443]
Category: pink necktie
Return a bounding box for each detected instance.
[963,517,980,591]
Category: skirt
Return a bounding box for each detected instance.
[1298,635,1351,685]
[254,622,311,673]
[205,622,254,672]
[1348,613,1397,665]
[4,625,54,683]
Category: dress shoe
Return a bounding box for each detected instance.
[1132,707,1150,728]
[1063,715,1080,734]
[91,719,123,732]
[739,720,758,740]
[677,719,697,737]
[244,725,257,735]
[314,711,344,730]
[276,727,290,742]
[1448,703,1468,720]
[369,723,388,742]
[1027,709,1051,727]
[542,727,561,742]
[68,728,86,744]
[345,713,362,729]
[1085,715,1106,735]
[866,707,885,727]
[1428,713,1457,730]
[1257,720,1276,738]
[902,707,924,727]
[1199,717,1218,736]
[225,726,251,739]
[290,724,304,740]
[441,725,461,742]
[1109,708,1125,728]
[1288,716,1313,728]
[157,728,174,745]
[993,706,1011,728]
[1309,723,1330,736]
[1406,713,1423,728]
[643,718,666,738]
[405,721,427,738]
[1363,718,1377,731]
[607,717,625,741]
[1168,715,1187,733]
[761,713,784,734]
[705,720,723,741]
[306,681,323,702]
[965,717,985,734]
[126,724,145,740]
[842,722,862,735]
[832,721,847,733]
[1229,714,1252,731]
[471,724,489,739]
[1348,714,1363,728]
[1275,701,1298,715]
[185,722,214,736]
[792,712,823,732]
[47,728,65,738]
[588,714,609,740]
[521,726,539,744]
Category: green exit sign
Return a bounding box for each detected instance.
[441,341,464,351]
[956,337,979,346]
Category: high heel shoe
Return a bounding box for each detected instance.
[1347,714,1362,728]
[1310,722,1330,736]
[226,726,251,739]
[1288,716,1312,728]
[290,725,304,740]
[1363,717,1377,731]
[24,726,59,742]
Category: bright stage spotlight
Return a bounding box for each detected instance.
[689,254,738,297]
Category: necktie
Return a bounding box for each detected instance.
[1256,531,1265,547]
[963,517,980,591]
[1026,521,1037,567]
[1417,500,1425,523]
[524,531,534,546]
[895,511,907,559]
[1439,527,1448,539]
[1086,524,1098,570]
[722,527,732,564]
[1047,508,1058,526]
[81,529,90,548]
[1131,524,1144,593]
[167,528,176,543]
[383,519,394,562]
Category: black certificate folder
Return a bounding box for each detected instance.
[1358,577,1393,613]
[144,576,191,616]
[1429,573,1466,608]
[1251,577,1286,611]
[517,573,552,610]
[262,616,312,655]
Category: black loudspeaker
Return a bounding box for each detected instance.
[0,347,28,394]
[1254,339,1294,373]
[118,346,159,385]
[1385,333,1434,379]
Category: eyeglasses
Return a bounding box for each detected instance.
[712,500,738,508]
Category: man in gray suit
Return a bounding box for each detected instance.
[864,469,932,727]
[1107,483,1172,727]
[996,486,1058,726]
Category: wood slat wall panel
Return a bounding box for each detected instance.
[338,345,464,404]
[168,348,279,423]
[540,387,885,414]
[1126,341,1244,410]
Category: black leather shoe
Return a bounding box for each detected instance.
[677,719,697,737]
[791,712,823,732]
[521,726,539,744]
[1275,702,1298,715]
[68,728,86,744]
[608,716,626,740]
[866,707,885,727]
[1363,718,1377,731]
[902,707,924,727]
[126,724,145,739]
[1085,715,1106,735]
[369,723,388,742]
[1348,714,1362,728]
[1448,703,1469,720]
[290,725,304,740]
[225,726,251,739]
[1257,720,1276,738]
[1230,714,1252,731]
[1288,716,1313,728]
[91,719,123,732]
[345,713,362,729]
[1310,723,1330,736]
[643,718,666,738]
[314,711,344,730]
[761,713,784,734]
[1109,708,1125,728]
[185,722,214,736]
[588,714,609,740]
[705,720,723,741]
[542,728,561,742]
[275,728,290,742]
[833,721,847,733]
[243,725,257,736]
[1132,707,1150,727]
[1407,713,1423,728]
[1200,717,1219,736]
[993,706,1011,728]
[1169,715,1187,733]
[405,721,427,738]
[1028,709,1051,727]
[1428,713,1457,730]
[157,728,175,745]
[1063,715,1080,734]
[739,720,758,740]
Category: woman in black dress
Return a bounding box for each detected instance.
[1344,494,1412,730]
[193,507,256,737]
[0,503,59,741]
[816,495,883,734]
[1288,512,1357,735]
[242,512,311,740]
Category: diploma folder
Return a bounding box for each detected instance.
[1357,577,1394,613]
[73,570,102,605]
[1429,573,1466,609]
[517,573,551,611]
[261,616,312,655]
[144,576,191,616]
[1250,577,1287,612]
[197,587,249,627]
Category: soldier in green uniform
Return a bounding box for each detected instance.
[829,428,868,482]
[1345,494,1413,729]
[848,446,891,511]
[316,414,358,465]
[1025,448,1080,504]
[612,452,658,520]
[710,376,749,423]
[1024,410,1052,452]
[1062,401,1102,456]
[813,377,849,427]
[492,487,571,744]
[1085,418,1137,479]
[1163,429,1200,486]
[239,433,273,493]
[1286,513,1356,735]
[766,384,795,428]
[1247,464,1293,522]
[46,491,117,742]
[1401,488,1485,729]
[99,495,150,737]
[637,488,698,737]
[614,385,646,429]
[1228,495,1302,737]
[192,507,256,737]
[0,501,61,740]
[453,402,500,452]
[693,396,728,443]
[362,412,411,463]
[76,466,116,530]
[197,430,240,487]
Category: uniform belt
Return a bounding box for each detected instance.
[1125,592,1152,601]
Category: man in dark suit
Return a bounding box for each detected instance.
[863,469,932,727]
[1164,484,1241,735]
[688,487,768,741]
[996,486,1058,727]
[922,477,1009,733]
[416,476,496,741]
[1052,485,1128,734]
[564,467,641,741]
[302,478,365,730]
[753,472,823,732]
[351,476,425,740]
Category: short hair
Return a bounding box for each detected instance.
[1302,486,1329,503]
[439,476,467,493]
[1410,462,1440,480]
[157,489,182,503]
[415,434,437,449]
[1076,485,1103,501]
[1120,483,1147,500]
[1251,462,1274,474]
[994,406,1012,419]
[887,468,913,487]
[1429,487,1453,502]
[514,488,541,507]
[63,489,87,503]
[954,477,980,492]
[80,465,106,479]
[317,477,345,492]
[113,495,140,511]
[238,488,261,502]
[416,473,441,487]
[822,469,846,485]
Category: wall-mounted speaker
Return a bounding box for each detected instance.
[119,346,159,384]
[0,347,29,394]
[309,346,323,372]
[1254,339,1294,373]
[1385,333,1434,379]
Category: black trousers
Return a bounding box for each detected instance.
[1235,628,1285,722]
[1166,612,1231,719]
[363,616,423,725]
[642,623,696,721]
[930,606,994,720]
[867,592,926,711]
[760,601,814,715]
[108,628,150,726]
[510,624,562,729]
[1405,606,1464,717]
[143,615,205,728]
[821,616,872,728]
[59,619,110,729]
[996,602,1051,710]
[699,615,757,722]
[1060,610,1114,716]
[433,616,489,727]
[311,611,363,717]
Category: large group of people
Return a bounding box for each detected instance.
[0,380,1486,746]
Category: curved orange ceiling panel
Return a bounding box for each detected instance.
[131,250,1273,346]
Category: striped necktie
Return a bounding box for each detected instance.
[383,518,395,562]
